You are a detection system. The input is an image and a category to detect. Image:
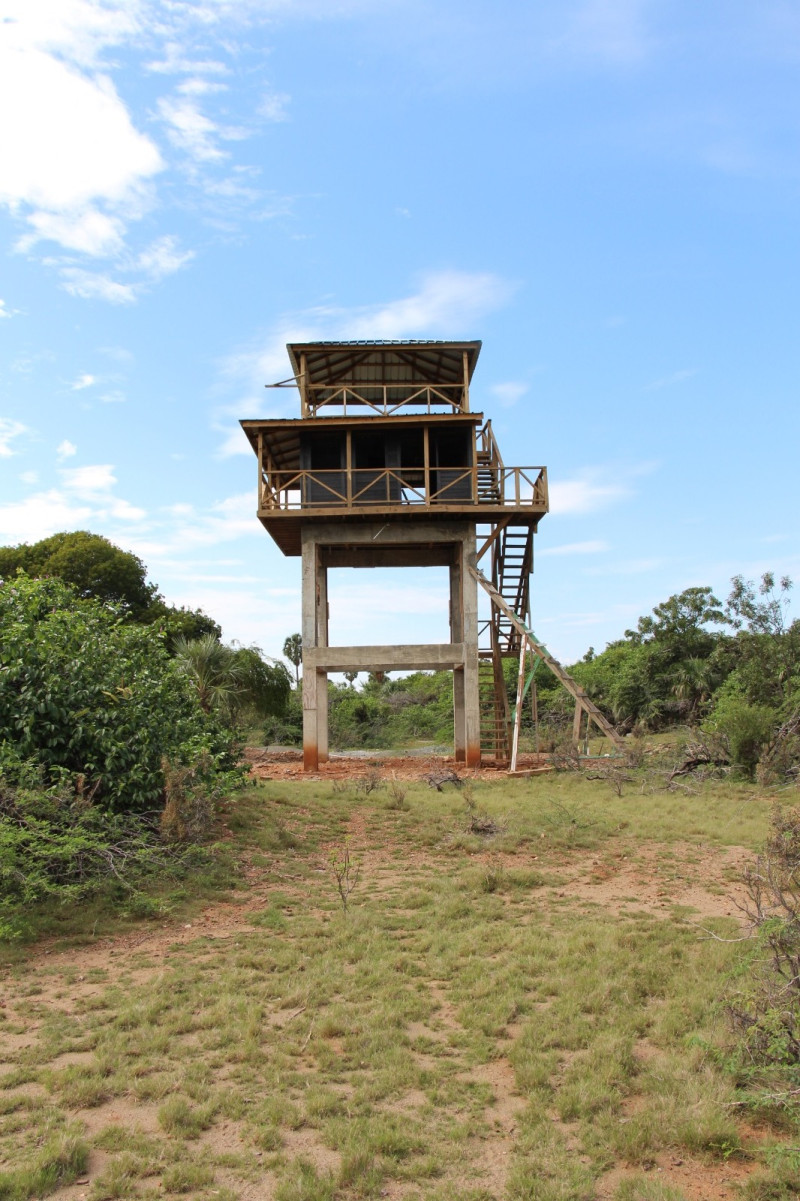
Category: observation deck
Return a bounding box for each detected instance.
[240,340,548,557]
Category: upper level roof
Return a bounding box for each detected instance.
[281,340,482,415]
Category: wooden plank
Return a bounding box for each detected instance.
[510,645,527,772]
[475,518,510,564]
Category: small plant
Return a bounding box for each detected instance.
[586,762,632,796]
[385,779,409,810]
[423,767,463,791]
[728,806,800,1068]
[480,856,506,893]
[354,767,384,795]
[329,839,361,915]
[462,788,503,836]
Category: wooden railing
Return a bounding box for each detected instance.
[258,464,549,512]
[302,383,467,417]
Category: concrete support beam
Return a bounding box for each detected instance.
[305,643,466,673]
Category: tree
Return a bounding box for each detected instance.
[174,634,291,727]
[283,633,303,687]
[724,574,800,709]
[0,532,222,643]
[572,587,731,730]
[625,586,726,650]
[0,532,157,617]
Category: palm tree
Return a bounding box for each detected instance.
[283,633,302,687]
[174,635,291,725]
[173,633,239,715]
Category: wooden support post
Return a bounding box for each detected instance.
[510,645,527,772]
[572,701,583,747]
[300,353,308,417]
[423,426,430,505]
[346,430,352,506]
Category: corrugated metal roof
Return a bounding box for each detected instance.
[285,340,482,391]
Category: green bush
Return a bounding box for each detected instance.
[0,575,237,812]
[704,678,776,778]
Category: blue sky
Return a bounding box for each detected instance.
[1,0,798,666]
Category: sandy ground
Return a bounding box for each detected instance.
[1,753,772,1201]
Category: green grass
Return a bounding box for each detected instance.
[0,766,794,1199]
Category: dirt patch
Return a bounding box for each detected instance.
[246,748,550,783]
[596,1152,758,1200]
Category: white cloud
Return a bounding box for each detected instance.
[549,472,631,514]
[0,490,94,543]
[60,463,117,494]
[0,419,28,458]
[60,269,136,304]
[57,440,78,459]
[0,41,162,238]
[0,461,147,543]
[145,47,229,76]
[0,299,15,319]
[71,373,96,391]
[539,539,610,556]
[158,91,227,162]
[259,91,290,122]
[17,207,126,257]
[489,381,528,408]
[110,498,147,521]
[136,236,195,281]
[347,270,515,339]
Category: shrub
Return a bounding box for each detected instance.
[705,681,776,779]
[728,807,800,1069]
[0,575,237,812]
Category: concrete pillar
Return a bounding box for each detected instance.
[317,556,329,763]
[453,668,466,762]
[301,536,319,770]
[450,555,466,762]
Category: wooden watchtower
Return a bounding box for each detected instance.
[242,339,572,770]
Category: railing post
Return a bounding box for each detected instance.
[346,430,352,507]
[423,426,430,506]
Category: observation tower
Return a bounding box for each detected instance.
[241,340,619,770]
